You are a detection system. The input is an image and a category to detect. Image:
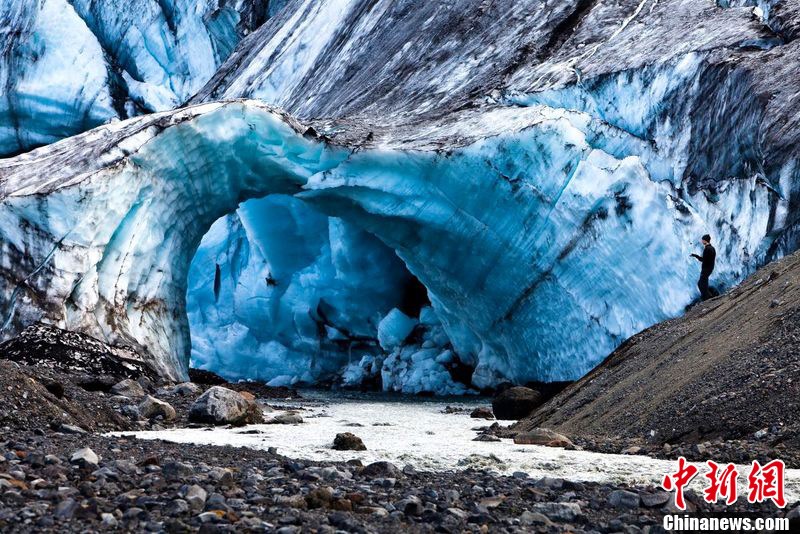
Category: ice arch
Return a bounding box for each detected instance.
[0,101,775,384]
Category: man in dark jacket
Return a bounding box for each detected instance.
[690,234,716,300]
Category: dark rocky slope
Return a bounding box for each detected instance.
[513,248,800,466]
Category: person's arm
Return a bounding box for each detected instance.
[690,253,702,261]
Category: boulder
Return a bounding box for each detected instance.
[138,396,176,421]
[333,432,367,451]
[111,378,146,398]
[492,386,543,420]
[513,428,573,447]
[188,386,264,425]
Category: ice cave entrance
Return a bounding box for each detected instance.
[185,194,434,389]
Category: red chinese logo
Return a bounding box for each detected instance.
[663,457,786,510]
[703,460,738,505]
[662,456,699,510]
[747,459,786,508]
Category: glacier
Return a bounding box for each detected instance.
[2,0,800,392]
[0,0,278,156]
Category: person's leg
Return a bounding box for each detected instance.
[698,274,710,300]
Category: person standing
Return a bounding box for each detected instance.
[690,234,716,300]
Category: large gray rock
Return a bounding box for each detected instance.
[513,428,573,448]
[492,387,543,420]
[188,386,264,426]
[138,395,176,421]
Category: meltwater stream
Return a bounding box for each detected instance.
[120,391,800,501]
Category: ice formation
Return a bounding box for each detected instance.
[3,0,800,392]
[0,0,274,156]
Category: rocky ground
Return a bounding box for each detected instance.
[507,249,800,468]
[1,323,799,531]
[2,431,798,533]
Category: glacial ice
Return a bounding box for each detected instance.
[3,0,800,392]
[0,0,272,156]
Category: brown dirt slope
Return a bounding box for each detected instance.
[516,249,800,457]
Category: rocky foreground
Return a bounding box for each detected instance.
[3,429,798,533]
[1,323,799,531]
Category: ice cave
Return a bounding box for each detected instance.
[3,0,800,394]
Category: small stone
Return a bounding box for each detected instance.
[162,461,193,481]
[333,432,366,451]
[174,382,202,396]
[111,378,146,398]
[165,499,190,515]
[70,447,99,468]
[100,513,118,527]
[754,428,768,439]
[473,434,501,442]
[447,507,469,520]
[184,484,208,512]
[530,502,582,522]
[59,424,87,434]
[55,498,78,519]
[609,489,640,508]
[519,511,552,526]
[396,495,424,516]
[266,413,303,425]
[138,396,177,421]
[640,490,671,508]
[470,407,494,419]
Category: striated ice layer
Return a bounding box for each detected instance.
[0,101,778,386]
[0,0,273,156]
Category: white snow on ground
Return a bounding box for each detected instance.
[117,393,800,502]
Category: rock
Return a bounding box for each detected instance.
[174,382,202,396]
[519,511,553,526]
[361,461,402,479]
[138,396,177,421]
[473,434,501,442]
[787,504,800,520]
[333,432,367,451]
[162,461,194,481]
[184,484,208,512]
[59,424,88,435]
[55,498,78,519]
[188,386,264,425]
[266,413,303,425]
[470,407,494,419]
[396,495,424,515]
[609,489,640,508]
[513,428,573,447]
[305,487,334,508]
[530,502,582,522]
[45,381,65,398]
[640,490,671,508]
[70,447,99,468]
[447,507,469,520]
[111,378,146,398]
[492,386,543,420]
[100,513,118,527]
